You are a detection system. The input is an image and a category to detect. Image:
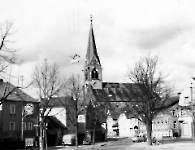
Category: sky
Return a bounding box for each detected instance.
[1,0,195,98]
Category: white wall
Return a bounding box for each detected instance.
[118,114,130,137]
[178,116,193,138]
[179,78,195,106]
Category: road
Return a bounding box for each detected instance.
[83,138,134,150]
[48,138,195,150]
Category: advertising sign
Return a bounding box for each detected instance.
[25,138,34,147]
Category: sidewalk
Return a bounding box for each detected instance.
[129,141,195,150]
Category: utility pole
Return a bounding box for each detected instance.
[39,107,43,150]
[21,106,25,141]
[190,86,195,143]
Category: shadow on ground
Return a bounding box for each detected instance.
[159,138,192,144]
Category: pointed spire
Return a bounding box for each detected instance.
[86,16,101,66]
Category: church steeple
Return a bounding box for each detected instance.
[86,16,101,66]
[84,16,102,89]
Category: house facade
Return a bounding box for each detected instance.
[178,77,195,138]
[0,81,39,141]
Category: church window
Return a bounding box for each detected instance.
[91,68,98,80]
[85,70,88,80]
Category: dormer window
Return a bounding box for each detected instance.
[91,68,98,80]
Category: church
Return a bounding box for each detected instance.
[82,18,180,140]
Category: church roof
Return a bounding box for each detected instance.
[86,20,101,66]
[90,82,179,120]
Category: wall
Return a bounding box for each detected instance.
[0,100,39,140]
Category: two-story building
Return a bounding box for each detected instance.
[0,81,39,141]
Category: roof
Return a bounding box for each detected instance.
[90,82,179,120]
[86,22,101,66]
[40,96,71,107]
[91,82,136,102]
[40,96,88,115]
[47,116,66,129]
[0,81,37,102]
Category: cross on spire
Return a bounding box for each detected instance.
[90,15,93,25]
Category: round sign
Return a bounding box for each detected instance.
[24,103,34,115]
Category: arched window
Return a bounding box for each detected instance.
[91,68,98,80]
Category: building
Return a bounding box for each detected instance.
[38,18,180,144]
[83,18,180,139]
[0,81,39,141]
[178,77,195,138]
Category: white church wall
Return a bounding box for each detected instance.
[118,113,130,137]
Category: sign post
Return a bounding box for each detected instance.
[21,103,34,141]
[25,138,34,150]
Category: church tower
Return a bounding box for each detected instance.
[84,17,102,89]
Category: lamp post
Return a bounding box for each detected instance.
[190,85,195,143]
[39,107,44,150]
[21,106,27,141]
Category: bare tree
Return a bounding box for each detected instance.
[0,21,17,77]
[125,55,174,145]
[91,101,112,144]
[32,59,65,150]
[0,21,21,104]
[62,74,87,147]
[85,88,114,144]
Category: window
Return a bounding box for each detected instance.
[28,122,33,130]
[174,121,176,128]
[172,110,175,116]
[23,122,26,130]
[10,104,15,114]
[10,122,15,130]
[91,68,98,80]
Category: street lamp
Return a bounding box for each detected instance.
[21,106,27,141]
[39,107,44,150]
[190,85,195,143]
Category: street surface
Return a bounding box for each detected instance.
[47,138,195,150]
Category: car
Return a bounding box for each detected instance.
[62,134,76,146]
[132,134,147,142]
[83,138,92,145]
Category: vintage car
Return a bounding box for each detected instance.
[132,134,147,142]
[62,134,76,146]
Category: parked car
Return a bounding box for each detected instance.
[62,134,76,146]
[132,134,147,142]
[83,138,91,145]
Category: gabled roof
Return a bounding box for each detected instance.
[47,116,67,129]
[86,21,101,66]
[0,81,37,102]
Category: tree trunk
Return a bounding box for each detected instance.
[146,121,152,146]
[92,127,96,144]
[75,123,78,147]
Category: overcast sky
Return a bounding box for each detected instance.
[1,0,195,98]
